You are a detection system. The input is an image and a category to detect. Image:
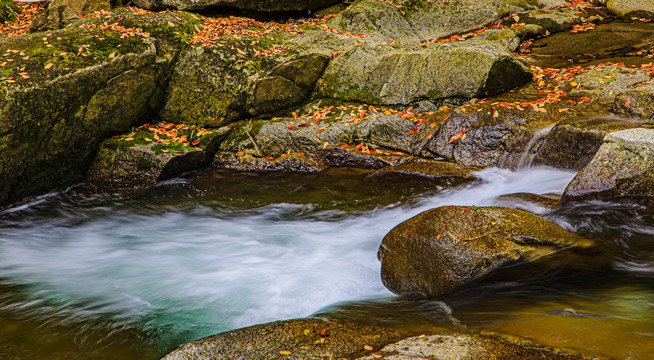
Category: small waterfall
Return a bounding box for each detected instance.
[516,124,555,169]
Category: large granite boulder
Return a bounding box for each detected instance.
[327,0,542,44]
[606,0,654,20]
[162,318,409,360]
[378,206,594,297]
[0,28,163,206]
[314,41,532,106]
[562,128,654,202]
[133,0,340,12]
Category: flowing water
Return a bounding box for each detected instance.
[1,166,653,359]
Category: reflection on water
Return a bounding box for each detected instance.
[0,167,653,359]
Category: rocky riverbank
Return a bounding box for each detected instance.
[2,0,654,358]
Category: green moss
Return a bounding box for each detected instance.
[426,87,443,99]
[317,73,385,105]
[163,86,235,127]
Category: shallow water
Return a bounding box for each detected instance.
[1,166,653,359]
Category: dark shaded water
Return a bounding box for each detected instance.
[1,167,653,359]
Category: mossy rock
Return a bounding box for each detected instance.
[500,7,582,33]
[313,41,532,106]
[358,332,589,360]
[133,0,341,11]
[0,0,19,24]
[378,205,594,297]
[562,128,654,203]
[162,318,411,360]
[0,27,162,206]
[86,125,230,189]
[328,0,541,43]
[568,65,654,101]
[213,151,328,173]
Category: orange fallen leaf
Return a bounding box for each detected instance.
[448,129,465,144]
[625,96,631,106]
[167,21,176,27]
[339,144,350,148]
[124,137,134,141]
[237,48,246,55]
[436,234,442,240]
[364,345,373,351]
[237,151,246,155]
[354,144,364,150]
[192,140,201,145]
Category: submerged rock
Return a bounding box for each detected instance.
[562,128,654,202]
[162,318,409,360]
[314,41,532,106]
[369,159,479,184]
[357,332,586,360]
[133,0,340,12]
[378,206,593,297]
[0,28,163,206]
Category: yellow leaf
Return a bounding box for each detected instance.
[124,137,134,141]
[167,21,176,27]
[364,345,373,351]
[570,81,578,87]
[279,350,292,355]
[237,48,246,55]
[491,221,497,225]
[44,63,54,69]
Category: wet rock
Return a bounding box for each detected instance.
[133,0,340,12]
[512,23,547,39]
[613,90,654,119]
[495,192,561,211]
[29,0,117,32]
[0,28,163,206]
[527,22,654,68]
[369,159,479,184]
[357,332,586,360]
[378,206,594,297]
[533,116,654,170]
[162,318,409,360]
[312,147,411,169]
[86,127,230,189]
[562,128,654,202]
[328,0,541,44]
[314,41,532,106]
[425,106,554,168]
[213,152,328,173]
[607,0,654,20]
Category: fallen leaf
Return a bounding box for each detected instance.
[124,137,134,141]
[436,234,442,240]
[364,345,373,351]
[237,48,246,55]
[44,63,53,69]
[192,140,201,145]
[237,151,246,155]
[625,96,631,106]
[354,144,364,150]
[279,350,292,355]
[448,129,465,144]
[167,21,176,27]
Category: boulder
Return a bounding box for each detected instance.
[162,318,409,360]
[328,0,541,44]
[606,0,654,20]
[0,28,163,206]
[132,0,340,12]
[357,332,586,360]
[162,45,330,126]
[313,41,532,106]
[86,126,230,189]
[532,116,654,170]
[29,0,117,32]
[561,128,654,202]
[378,206,593,297]
[219,114,432,159]
[568,64,654,100]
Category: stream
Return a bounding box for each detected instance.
[0,166,653,359]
